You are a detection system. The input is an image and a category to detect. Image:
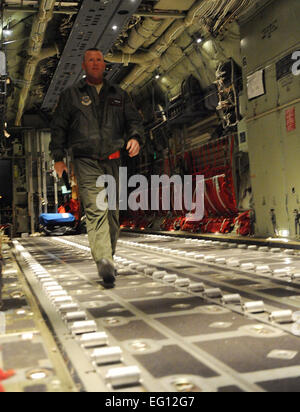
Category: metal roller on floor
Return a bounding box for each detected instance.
[3,232,300,392]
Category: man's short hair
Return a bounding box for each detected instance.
[83,48,102,61]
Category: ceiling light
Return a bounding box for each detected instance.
[112,25,118,31]
[193,32,203,44]
[3,29,12,37]
[279,230,290,238]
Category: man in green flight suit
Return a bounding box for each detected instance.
[50,48,144,288]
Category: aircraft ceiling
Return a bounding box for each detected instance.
[1,0,273,127]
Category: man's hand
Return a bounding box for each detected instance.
[54,161,68,179]
[126,139,140,158]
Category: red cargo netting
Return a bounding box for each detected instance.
[120,135,252,236]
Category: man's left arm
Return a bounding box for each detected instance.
[123,91,145,157]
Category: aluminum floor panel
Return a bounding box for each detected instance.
[0,245,77,392]
[8,233,300,392]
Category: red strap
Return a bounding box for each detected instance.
[108,150,121,160]
[0,369,15,392]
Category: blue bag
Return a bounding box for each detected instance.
[39,213,76,226]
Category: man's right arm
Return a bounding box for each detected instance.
[49,91,71,177]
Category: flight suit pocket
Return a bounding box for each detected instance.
[105,97,123,128]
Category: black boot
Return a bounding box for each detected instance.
[97,259,116,289]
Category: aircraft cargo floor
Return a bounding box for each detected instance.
[2,233,300,392]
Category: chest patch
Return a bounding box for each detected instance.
[81,95,92,106]
[108,97,122,107]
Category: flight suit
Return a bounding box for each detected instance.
[50,79,144,264]
[73,157,120,263]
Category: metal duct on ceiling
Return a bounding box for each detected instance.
[106,0,255,92]
[15,0,57,126]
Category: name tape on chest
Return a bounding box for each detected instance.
[108,97,123,107]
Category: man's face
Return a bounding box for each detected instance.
[82,51,106,84]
